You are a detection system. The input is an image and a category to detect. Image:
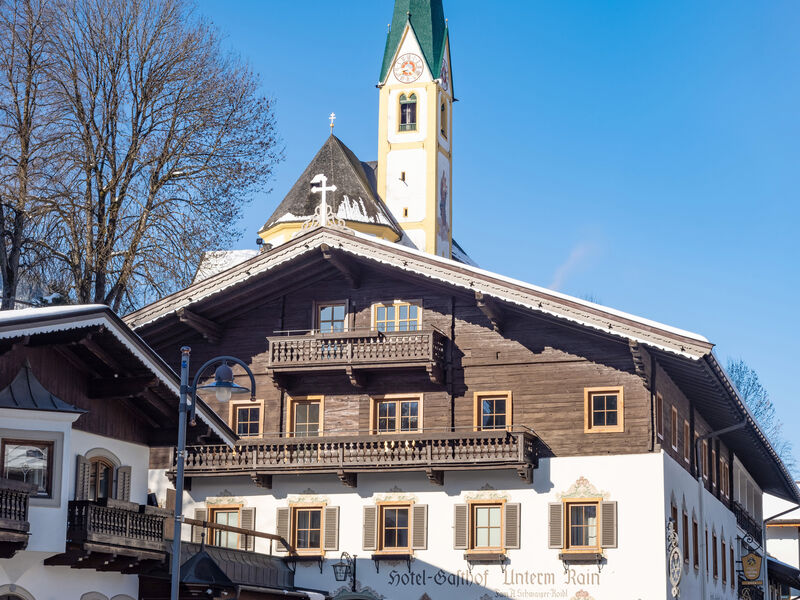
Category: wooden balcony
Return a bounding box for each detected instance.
[0,477,34,558]
[44,499,169,573]
[175,428,538,488]
[267,329,446,386]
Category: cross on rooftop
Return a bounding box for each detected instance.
[329,112,336,132]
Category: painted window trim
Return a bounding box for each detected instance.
[692,517,700,569]
[683,420,691,463]
[313,299,350,333]
[670,406,679,451]
[290,502,327,556]
[370,299,423,332]
[229,398,264,438]
[369,393,424,435]
[208,503,243,549]
[376,501,413,554]
[561,497,602,553]
[398,92,418,133]
[656,393,664,439]
[473,390,512,431]
[682,510,690,565]
[467,499,506,553]
[583,386,624,434]
[702,440,709,481]
[286,395,325,437]
[0,435,56,500]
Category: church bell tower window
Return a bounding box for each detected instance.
[399,94,417,131]
[440,102,447,138]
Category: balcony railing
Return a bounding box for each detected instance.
[732,501,762,545]
[267,329,446,384]
[176,428,538,486]
[0,477,34,558]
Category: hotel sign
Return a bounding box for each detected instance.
[740,552,763,586]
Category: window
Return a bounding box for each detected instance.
[373,395,421,434]
[474,391,511,431]
[721,539,727,584]
[440,102,447,138]
[209,507,239,549]
[670,406,678,450]
[705,528,709,575]
[293,506,322,553]
[399,94,417,131]
[656,394,663,439]
[712,532,718,578]
[380,504,410,551]
[232,401,261,437]
[692,518,699,569]
[471,503,503,550]
[584,387,624,433]
[694,433,700,475]
[730,545,735,588]
[1,439,54,498]
[711,449,717,487]
[88,457,114,501]
[317,303,347,333]
[373,301,420,332]
[288,397,323,437]
[682,511,689,565]
[671,504,678,529]
[721,460,729,498]
[683,421,691,463]
[702,440,709,480]
[566,501,599,551]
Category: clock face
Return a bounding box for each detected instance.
[394,53,424,83]
[440,59,449,91]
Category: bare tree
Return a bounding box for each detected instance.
[0,0,60,309]
[727,357,796,475]
[42,0,280,311]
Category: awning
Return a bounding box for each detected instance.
[768,557,800,588]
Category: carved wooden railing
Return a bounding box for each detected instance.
[267,329,446,371]
[732,501,762,545]
[67,500,167,553]
[177,429,537,482]
[0,477,32,529]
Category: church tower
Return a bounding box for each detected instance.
[377,0,453,258]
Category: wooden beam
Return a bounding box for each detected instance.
[475,292,504,333]
[320,244,361,288]
[53,345,99,378]
[425,468,444,486]
[88,376,157,399]
[79,332,126,374]
[142,388,176,421]
[250,473,272,489]
[178,308,223,344]
[337,470,357,488]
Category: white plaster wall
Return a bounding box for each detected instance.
[385,148,427,223]
[153,452,673,600]
[663,451,738,600]
[764,492,800,568]
[385,86,429,145]
[0,552,137,600]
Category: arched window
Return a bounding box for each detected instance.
[399,94,417,131]
[88,457,115,501]
[440,102,447,138]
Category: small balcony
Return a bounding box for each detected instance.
[176,428,538,488]
[732,501,763,545]
[0,477,34,558]
[267,329,446,386]
[45,499,169,573]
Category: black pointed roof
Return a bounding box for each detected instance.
[260,135,402,238]
[0,364,85,414]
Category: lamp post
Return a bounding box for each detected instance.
[170,346,256,600]
[331,552,358,592]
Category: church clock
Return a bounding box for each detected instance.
[393,53,424,83]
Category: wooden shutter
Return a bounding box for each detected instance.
[164,488,176,540]
[363,505,378,551]
[116,466,132,501]
[453,504,468,550]
[411,504,427,550]
[548,503,563,549]
[276,507,290,553]
[240,507,256,551]
[600,501,618,548]
[75,455,91,500]
[504,503,521,550]
[323,506,340,551]
[192,508,207,544]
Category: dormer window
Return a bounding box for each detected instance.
[399,94,417,131]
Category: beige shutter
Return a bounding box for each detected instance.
[504,503,521,550]
[276,507,290,553]
[600,501,617,548]
[192,508,207,544]
[164,488,176,540]
[411,504,428,550]
[116,466,132,501]
[323,506,340,551]
[453,504,468,550]
[548,503,563,549]
[363,505,378,551]
[240,507,256,551]
[75,455,91,500]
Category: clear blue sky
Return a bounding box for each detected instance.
[199,1,800,463]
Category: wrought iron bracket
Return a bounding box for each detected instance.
[370,553,412,574]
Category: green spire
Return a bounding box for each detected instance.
[379,0,448,83]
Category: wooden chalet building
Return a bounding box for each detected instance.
[0,306,314,600]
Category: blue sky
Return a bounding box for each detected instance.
[200,1,800,462]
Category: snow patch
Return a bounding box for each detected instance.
[194,250,259,283]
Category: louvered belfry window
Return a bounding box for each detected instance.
[399,94,417,131]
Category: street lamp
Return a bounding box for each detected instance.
[331,552,357,592]
[170,347,256,600]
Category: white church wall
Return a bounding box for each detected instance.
[385,148,427,224]
[385,85,429,145]
[156,452,680,600]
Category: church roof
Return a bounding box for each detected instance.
[380,0,448,84]
[259,135,402,239]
